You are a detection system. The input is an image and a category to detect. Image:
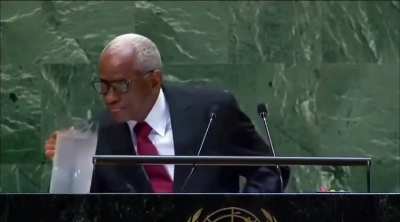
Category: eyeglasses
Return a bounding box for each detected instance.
[91,79,132,95]
[91,70,155,95]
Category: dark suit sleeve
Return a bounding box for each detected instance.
[220,93,289,193]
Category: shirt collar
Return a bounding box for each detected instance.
[127,89,169,136]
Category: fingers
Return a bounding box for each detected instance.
[45,149,55,160]
[44,132,58,160]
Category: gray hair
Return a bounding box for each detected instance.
[101,33,162,73]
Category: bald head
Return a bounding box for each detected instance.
[101,33,162,73]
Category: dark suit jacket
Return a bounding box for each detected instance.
[91,83,288,193]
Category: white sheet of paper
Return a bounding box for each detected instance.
[49,127,97,193]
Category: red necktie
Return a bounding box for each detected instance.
[134,122,173,193]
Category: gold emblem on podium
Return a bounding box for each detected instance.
[187,207,277,222]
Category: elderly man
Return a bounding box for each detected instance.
[45,33,287,193]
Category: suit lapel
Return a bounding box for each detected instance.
[108,123,153,192]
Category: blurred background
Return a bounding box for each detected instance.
[0,1,399,193]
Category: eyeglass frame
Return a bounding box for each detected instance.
[91,70,155,95]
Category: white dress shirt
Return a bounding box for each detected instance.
[127,89,175,180]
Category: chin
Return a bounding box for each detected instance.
[110,113,129,123]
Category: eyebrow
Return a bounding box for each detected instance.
[99,78,127,82]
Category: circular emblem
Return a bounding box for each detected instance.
[187,207,277,222]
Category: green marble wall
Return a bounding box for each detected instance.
[1,1,399,193]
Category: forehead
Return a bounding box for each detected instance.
[99,49,139,80]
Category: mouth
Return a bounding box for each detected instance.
[109,107,124,113]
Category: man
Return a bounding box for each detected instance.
[45,33,288,193]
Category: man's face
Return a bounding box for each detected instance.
[99,50,161,122]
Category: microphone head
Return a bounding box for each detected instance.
[209,104,219,119]
[257,103,268,115]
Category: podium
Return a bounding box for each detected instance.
[3,156,394,221]
[1,193,399,221]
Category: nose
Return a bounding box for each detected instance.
[103,87,119,105]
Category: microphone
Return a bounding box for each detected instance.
[180,104,218,192]
[257,103,284,192]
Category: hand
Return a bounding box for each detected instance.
[44,132,57,160]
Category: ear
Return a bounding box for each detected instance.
[150,69,162,89]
